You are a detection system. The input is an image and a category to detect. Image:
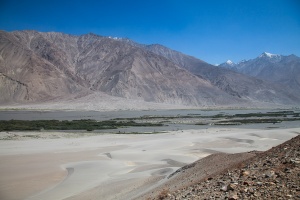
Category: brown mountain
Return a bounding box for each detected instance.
[0,30,86,103]
[141,44,300,105]
[0,30,299,107]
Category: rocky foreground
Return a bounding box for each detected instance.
[152,135,300,200]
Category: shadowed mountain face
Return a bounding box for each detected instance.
[219,52,300,93]
[0,30,299,107]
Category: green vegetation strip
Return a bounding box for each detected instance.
[0,119,163,132]
[217,117,300,124]
[113,111,300,120]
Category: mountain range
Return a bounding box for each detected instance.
[0,30,299,108]
[219,52,300,93]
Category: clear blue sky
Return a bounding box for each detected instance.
[0,0,299,64]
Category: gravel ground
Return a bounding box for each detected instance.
[150,135,300,200]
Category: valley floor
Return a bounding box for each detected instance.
[0,126,299,200]
[0,92,197,111]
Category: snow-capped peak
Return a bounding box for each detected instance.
[258,52,282,62]
[108,36,122,40]
[226,60,234,65]
[259,52,278,58]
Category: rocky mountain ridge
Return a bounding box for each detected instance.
[0,30,299,107]
[219,52,300,92]
[140,46,300,105]
[123,41,300,105]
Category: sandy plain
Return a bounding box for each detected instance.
[0,126,299,200]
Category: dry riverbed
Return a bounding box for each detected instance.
[0,126,299,200]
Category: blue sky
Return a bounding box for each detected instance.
[0,0,299,64]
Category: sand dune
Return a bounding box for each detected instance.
[0,127,299,200]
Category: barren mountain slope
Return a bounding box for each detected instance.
[0,73,29,103]
[0,31,86,103]
[70,36,242,106]
[143,44,300,105]
[0,30,299,107]
[0,30,244,106]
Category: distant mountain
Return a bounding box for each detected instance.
[0,30,299,107]
[133,45,300,105]
[219,52,300,92]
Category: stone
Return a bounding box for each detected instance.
[243,181,250,186]
[265,170,275,178]
[220,185,228,192]
[228,184,237,191]
[268,182,276,185]
[248,188,254,194]
[242,170,250,176]
[256,181,263,186]
[229,194,239,200]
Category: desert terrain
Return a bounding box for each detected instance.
[1,2,300,200]
[0,109,299,200]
